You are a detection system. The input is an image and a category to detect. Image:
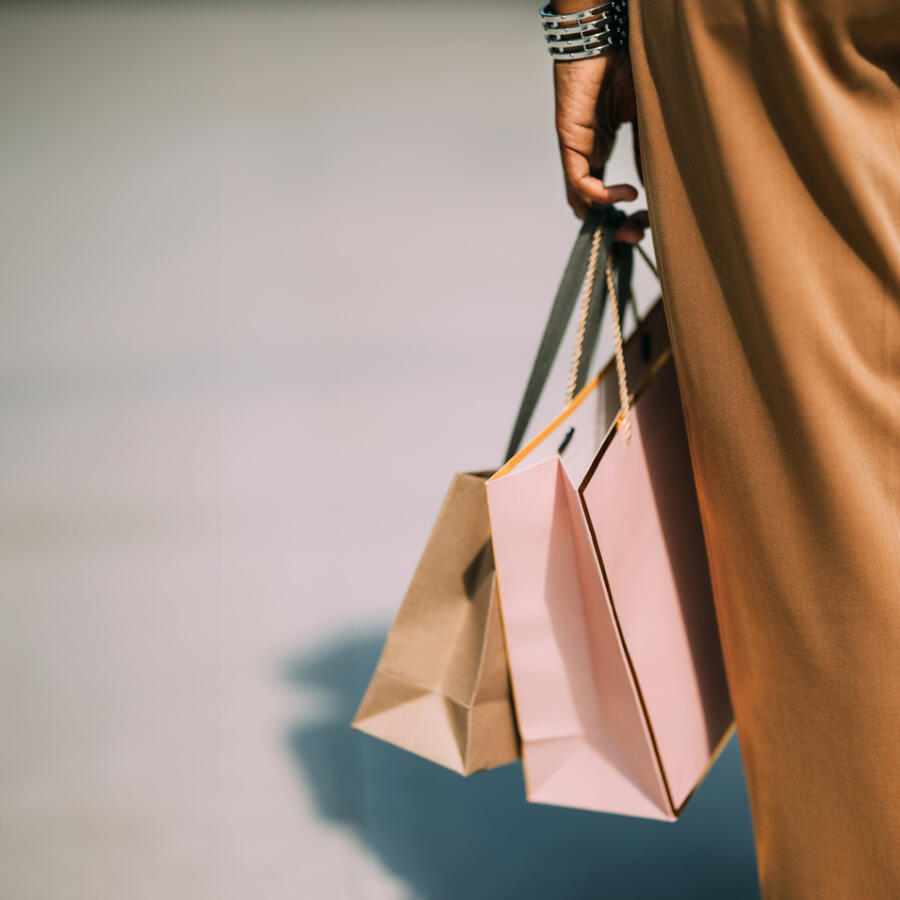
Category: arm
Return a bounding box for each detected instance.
[548,2,647,241]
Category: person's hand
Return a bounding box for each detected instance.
[553,49,647,243]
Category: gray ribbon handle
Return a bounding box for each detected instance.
[504,204,627,463]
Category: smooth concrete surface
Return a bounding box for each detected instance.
[0,4,760,898]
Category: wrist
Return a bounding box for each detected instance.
[551,1,595,13]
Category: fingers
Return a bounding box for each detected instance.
[559,139,638,206]
[613,210,650,244]
[555,55,638,213]
[557,117,629,205]
[566,184,590,221]
[562,147,638,219]
[556,83,637,204]
[566,198,651,248]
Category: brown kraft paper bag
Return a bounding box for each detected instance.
[351,470,519,774]
[351,206,634,775]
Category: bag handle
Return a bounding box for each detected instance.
[570,219,655,445]
[606,244,633,443]
[504,204,626,463]
[565,223,637,404]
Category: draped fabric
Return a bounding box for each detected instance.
[629,1,900,896]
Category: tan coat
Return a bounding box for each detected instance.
[629,1,900,896]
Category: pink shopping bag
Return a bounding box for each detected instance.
[486,293,734,821]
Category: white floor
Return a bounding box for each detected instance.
[0,5,758,899]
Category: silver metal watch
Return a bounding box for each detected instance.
[539,1,628,61]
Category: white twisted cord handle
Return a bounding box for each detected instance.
[606,253,632,443]
[566,225,604,404]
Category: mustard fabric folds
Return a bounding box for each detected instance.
[629,1,900,896]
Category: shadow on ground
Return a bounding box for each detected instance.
[283,631,760,900]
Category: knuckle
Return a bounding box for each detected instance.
[556,119,592,149]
